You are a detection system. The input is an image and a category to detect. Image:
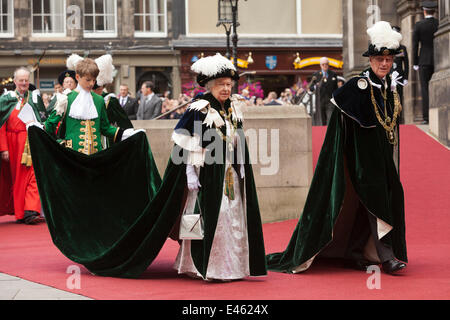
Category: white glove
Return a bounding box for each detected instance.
[26,121,44,131]
[413,65,419,71]
[121,128,146,141]
[240,164,245,179]
[54,93,68,116]
[403,79,408,86]
[32,90,40,104]
[186,164,201,191]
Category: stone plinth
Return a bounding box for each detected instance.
[131,105,313,223]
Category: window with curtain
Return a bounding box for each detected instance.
[134,0,167,36]
[32,0,66,35]
[0,0,13,37]
[84,0,117,37]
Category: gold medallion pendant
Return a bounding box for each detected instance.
[386,129,397,145]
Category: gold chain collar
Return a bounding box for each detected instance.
[369,82,401,145]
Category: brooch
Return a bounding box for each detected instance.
[357,78,368,90]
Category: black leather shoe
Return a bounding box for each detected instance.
[346,259,377,271]
[382,259,406,274]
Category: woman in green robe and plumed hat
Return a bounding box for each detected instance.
[171,53,267,281]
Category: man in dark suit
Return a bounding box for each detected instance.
[136,81,162,120]
[118,84,139,120]
[308,57,338,125]
[412,1,439,124]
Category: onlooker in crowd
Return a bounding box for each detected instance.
[54,83,63,94]
[264,91,281,106]
[42,93,51,108]
[118,84,139,120]
[308,57,338,125]
[255,97,264,106]
[136,81,162,120]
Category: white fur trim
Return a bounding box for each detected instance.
[230,94,245,122]
[171,131,203,152]
[103,93,116,104]
[204,107,225,128]
[188,99,210,113]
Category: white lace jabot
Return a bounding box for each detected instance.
[68,85,99,120]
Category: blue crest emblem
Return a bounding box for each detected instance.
[265,56,277,70]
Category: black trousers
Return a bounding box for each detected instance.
[419,65,434,122]
[346,202,395,263]
[320,100,334,126]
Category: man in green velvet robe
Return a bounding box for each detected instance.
[266,21,407,275]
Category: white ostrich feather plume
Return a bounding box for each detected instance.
[191,53,236,76]
[95,54,115,86]
[367,21,402,50]
[66,54,84,70]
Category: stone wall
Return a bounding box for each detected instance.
[132,105,313,223]
[429,0,450,147]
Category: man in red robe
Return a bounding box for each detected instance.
[0,67,46,224]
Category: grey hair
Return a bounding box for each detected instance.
[204,79,217,91]
[319,57,329,65]
[13,67,31,80]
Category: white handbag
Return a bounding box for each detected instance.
[179,194,204,240]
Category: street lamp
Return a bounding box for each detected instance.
[217,0,246,92]
[216,0,237,60]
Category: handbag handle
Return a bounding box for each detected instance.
[185,195,202,232]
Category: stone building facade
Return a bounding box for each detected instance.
[0,0,343,100]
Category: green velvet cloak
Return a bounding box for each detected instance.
[28,120,266,278]
[28,127,167,278]
[266,106,407,273]
[177,138,267,279]
[103,93,133,147]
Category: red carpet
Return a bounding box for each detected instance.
[0,125,449,300]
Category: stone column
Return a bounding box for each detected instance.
[429,0,450,146]
[342,0,370,78]
[343,0,399,78]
